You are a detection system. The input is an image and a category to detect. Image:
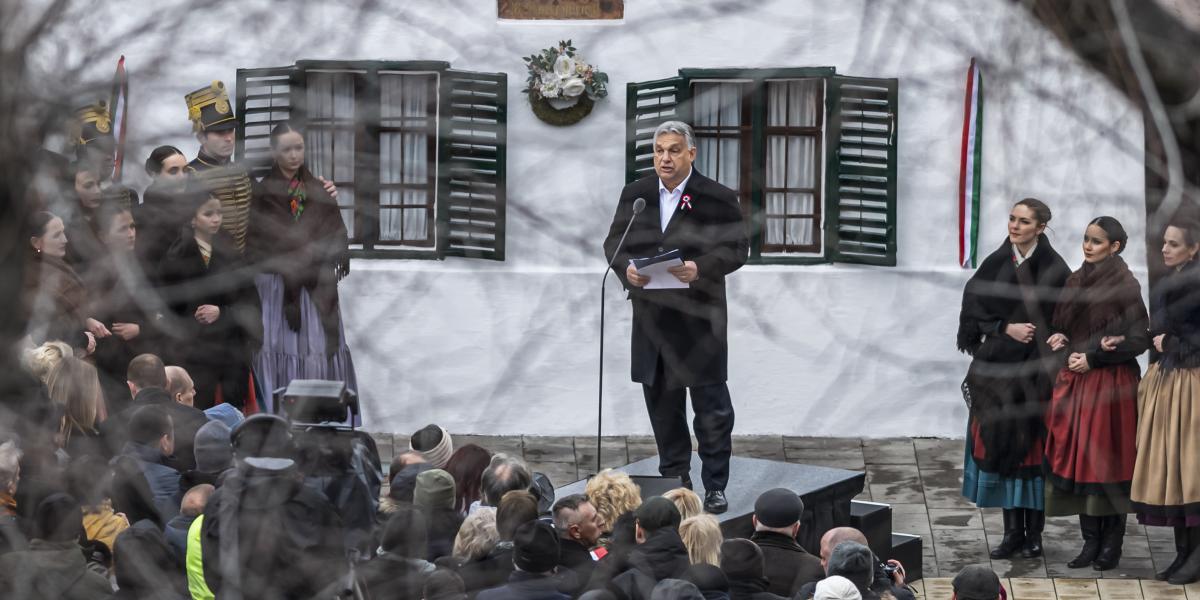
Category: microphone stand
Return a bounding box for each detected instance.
[598,198,645,475]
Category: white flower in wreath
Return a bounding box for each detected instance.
[540,70,558,86]
[540,80,561,98]
[561,77,586,98]
[553,54,576,79]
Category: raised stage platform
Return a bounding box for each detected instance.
[554,452,866,554]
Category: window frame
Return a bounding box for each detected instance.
[236,60,508,261]
[294,60,449,259]
[681,67,836,265]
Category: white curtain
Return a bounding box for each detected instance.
[306,72,357,237]
[692,82,741,190]
[379,74,434,244]
[765,79,822,248]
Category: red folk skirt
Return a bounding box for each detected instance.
[1043,363,1139,516]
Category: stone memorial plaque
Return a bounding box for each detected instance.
[499,0,623,20]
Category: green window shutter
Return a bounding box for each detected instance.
[437,69,507,260]
[825,75,898,266]
[235,66,296,179]
[625,76,688,184]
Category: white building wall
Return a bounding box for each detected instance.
[102,0,1145,437]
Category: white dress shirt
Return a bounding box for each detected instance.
[1012,240,1037,266]
[658,168,694,233]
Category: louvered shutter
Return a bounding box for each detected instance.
[437,70,507,260]
[235,66,296,179]
[625,77,689,184]
[826,76,898,265]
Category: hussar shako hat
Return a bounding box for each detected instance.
[74,100,113,146]
[185,80,237,133]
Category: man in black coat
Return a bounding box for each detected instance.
[552,494,605,594]
[603,121,748,514]
[750,488,824,596]
[100,353,209,473]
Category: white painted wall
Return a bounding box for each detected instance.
[93,0,1146,437]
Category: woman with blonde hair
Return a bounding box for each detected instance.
[45,356,108,458]
[21,341,74,384]
[679,514,722,566]
[452,507,499,562]
[585,469,642,534]
[664,487,703,521]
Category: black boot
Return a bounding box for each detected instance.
[990,509,1027,559]
[1093,514,1126,571]
[1156,526,1190,581]
[1021,509,1045,558]
[1067,514,1103,568]
[1168,526,1200,585]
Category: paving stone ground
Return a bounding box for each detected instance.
[370,433,1200,597]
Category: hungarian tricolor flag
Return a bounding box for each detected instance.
[958,58,983,268]
[109,56,129,182]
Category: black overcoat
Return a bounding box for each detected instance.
[603,171,749,388]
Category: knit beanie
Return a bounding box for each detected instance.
[719,538,764,580]
[415,469,456,511]
[827,541,875,591]
[410,424,453,469]
[816,575,864,600]
[511,520,559,573]
[194,420,233,474]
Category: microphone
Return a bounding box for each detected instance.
[597,197,646,474]
[604,197,646,272]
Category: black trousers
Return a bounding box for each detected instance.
[642,374,734,492]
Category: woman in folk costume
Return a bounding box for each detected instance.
[246,121,355,411]
[158,186,261,410]
[1044,216,1148,571]
[958,198,1070,560]
[1131,220,1200,584]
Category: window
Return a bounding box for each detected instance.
[626,68,898,265]
[236,61,507,260]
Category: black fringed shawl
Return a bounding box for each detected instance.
[247,165,350,354]
[957,234,1070,476]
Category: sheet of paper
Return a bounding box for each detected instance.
[631,257,689,289]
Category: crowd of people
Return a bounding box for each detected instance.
[958,199,1200,584]
[22,82,354,422]
[0,349,937,600]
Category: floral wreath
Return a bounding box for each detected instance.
[523,40,609,126]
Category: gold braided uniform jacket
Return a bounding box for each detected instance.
[188,150,253,252]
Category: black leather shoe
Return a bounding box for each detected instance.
[704,490,728,514]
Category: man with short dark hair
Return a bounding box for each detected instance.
[750,488,824,596]
[611,497,690,599]
[481,453,533,508]
[552,494,605,592]
[118,405,181,521]
[477,520,570,600]
[603,120,749,514]
[952,565,1001,600]
[102,353,208,472]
